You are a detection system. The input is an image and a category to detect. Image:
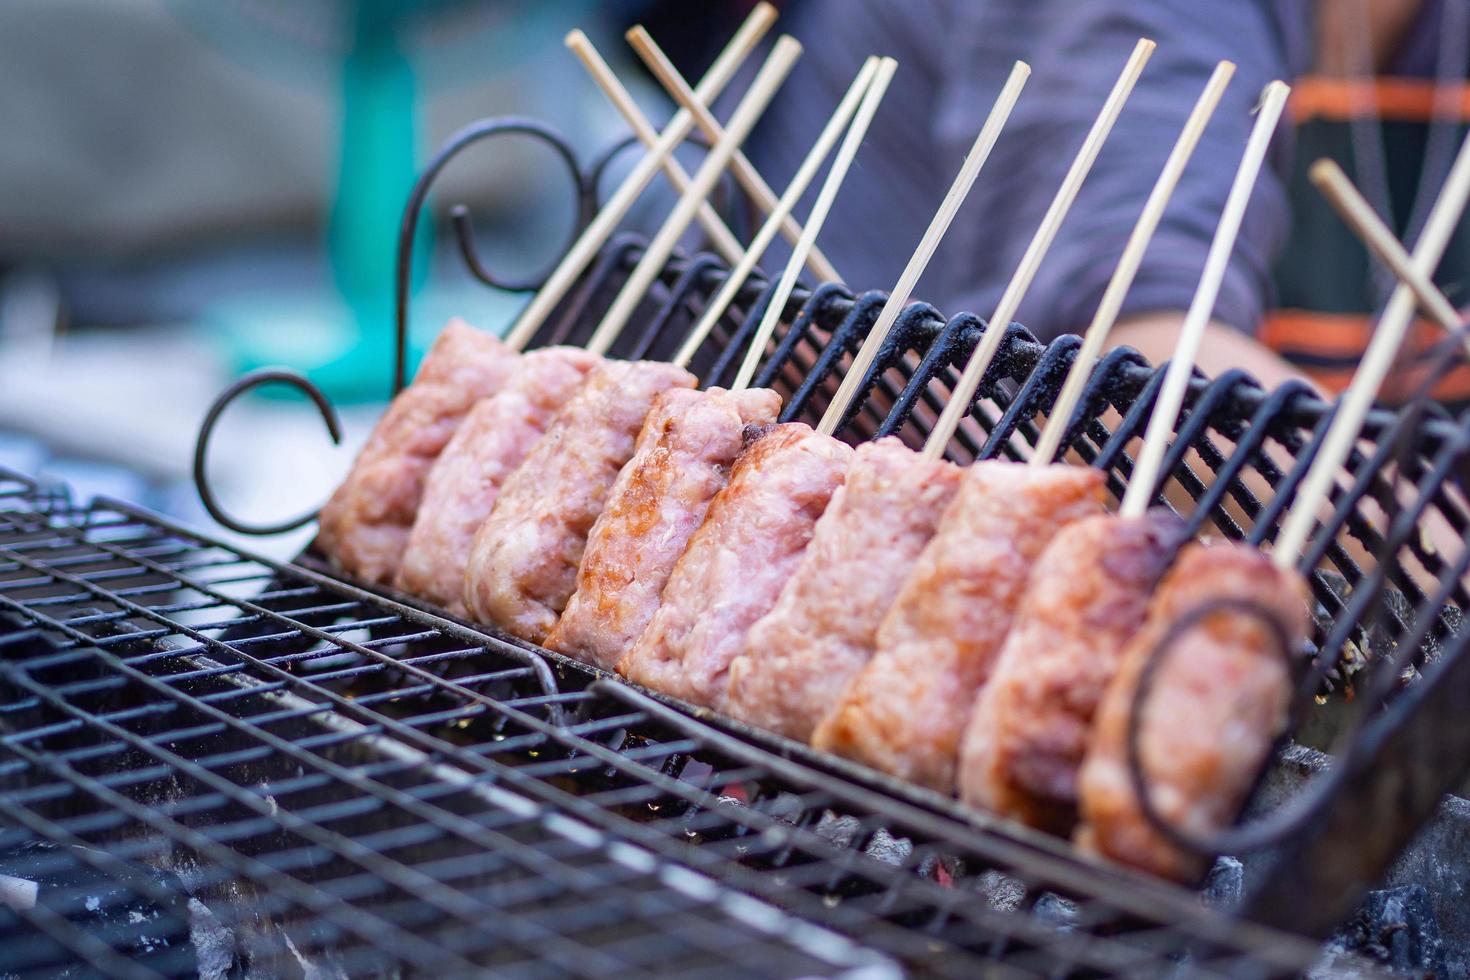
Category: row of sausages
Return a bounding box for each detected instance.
[316,319,1308,883]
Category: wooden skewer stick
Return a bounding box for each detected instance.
[585,37,803,356]
[675,57,882,371]
[627,26,841,284]
[501,3,776,352]
[1311,159,1467,340]
[567,30,744,265]
[1273,131,1470,567]
[1030,60,1236,466]
[730,57,903,392]
[812,60,1031,427]
[1120,81,1291,519]
[920,39,1156,461]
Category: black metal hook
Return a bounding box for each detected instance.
[193,369,343,536]
[395,117,585,397]
[1124,595,1320,858]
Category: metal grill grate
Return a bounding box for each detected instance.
[0,480,1327,976]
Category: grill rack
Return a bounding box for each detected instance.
[0,474,1328,977]
[8,108,1469,973]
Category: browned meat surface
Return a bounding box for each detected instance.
[317,319,519,585]
[394,347,600,614]
[462,359,695,642]
[619,422,852,708]
[1075,542,1308,881]
[958,511,1184,834]
[812,462,1105,794]
[724,438,961,741]
[547,386,781,670]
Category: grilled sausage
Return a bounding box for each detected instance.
[462,359,695,642]
[620,422,853,708]
[958,511,1184,834]
[724,438,962,741]
[812,461,1105,794]
[317,319,519,585]
[394,347,600,614]
[546,386,781,670]
[1075,541,1308,881]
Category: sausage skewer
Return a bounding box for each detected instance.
[502,4,777,351]
[814,56,1234,794]
[1310,159,1468,343]
[627,27,841,285]
[316,9,777,581]
[548,59,892,669]
[1078,110,1470,883]
[1028,61,1235,466]
[675,57,885,370]
[585,37,804,354]
[964,82,1289,838]
[728,42,1155,740]
[623,60,1031,708]
[566,30,744,265]
[462,40,804,640]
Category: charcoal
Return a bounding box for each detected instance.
[1201,856,1244,908]
[1325,885,1447,977]
[1033,892,1080,931]
[0,839,197,973]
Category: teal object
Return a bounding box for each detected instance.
[170,0,595,401]
[322,0,429,401]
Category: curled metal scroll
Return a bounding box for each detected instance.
[192,369,343,535]
[1124,595,1318,857]
[196,116,598,534]
[395,117,587,396]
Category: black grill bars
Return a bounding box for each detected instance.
[0,480,1324,976]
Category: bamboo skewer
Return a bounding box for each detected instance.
[566,30,745,265]
[811,60,1032,427]
[674,57,884,371]
[1311,159,1467,340]
[729,57,903,392]
[1273,130,1470,567]
[920,39,1156,461]
[585,37,803,356]
[501,3,776,352]
[1119,81,1292,518]
[627,26,841,284]
[1029,61,1236,466]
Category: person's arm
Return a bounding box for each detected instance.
[1111,311,1318,393]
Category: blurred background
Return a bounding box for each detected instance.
[7,0,1466,560]
[0,0,752,557]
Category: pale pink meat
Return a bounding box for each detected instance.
[1075,542,1308,881]
[619,423,853,709]
[724,438,961,741]
[546,386,781,670]
[462,360,695,642]
[393,347,600,614]
[957,511,1183,835]
[811,462,1105,794]
[316,319,519,585]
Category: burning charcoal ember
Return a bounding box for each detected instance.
[1321,885,1447,978]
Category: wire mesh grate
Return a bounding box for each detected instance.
[0,484,1328,977]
